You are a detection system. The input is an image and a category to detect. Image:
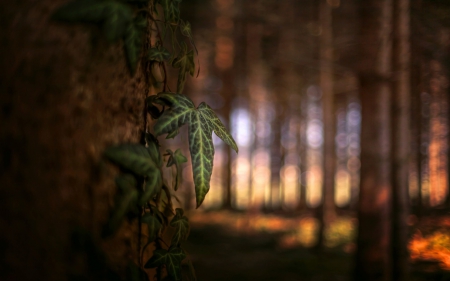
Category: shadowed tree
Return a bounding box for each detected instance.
[391,0,411,280]
[354,0,393,281]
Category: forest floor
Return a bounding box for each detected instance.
[183,210,450,281]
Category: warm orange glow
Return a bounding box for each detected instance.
[307,165,323,207]
[335,169,350,207]
[189,211,357,249]
[281,165,299,209]
[409,230,450,270]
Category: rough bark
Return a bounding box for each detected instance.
[354,0,393,280]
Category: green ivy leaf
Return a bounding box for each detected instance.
[145,246,186,281]
[150,93,238,208]
[145,133,162,167]
[52,0,111,23]
[142,213,162,243]
[102,174,138,237]
[156,0,181,24]
[180,20,192,39]
[52,0,133,43]
[172,42,195,93]
[123,15,147,75]
[148,45,171,62]
[170,208,189,245]
[104,144,158,176]
[102,5,133,42]
[166,149,187,191]
[104,144,162,205]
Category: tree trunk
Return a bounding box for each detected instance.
[316,0,336,250]
[391,0,411,280]
[354,0,393,280]
[0,1,150,280]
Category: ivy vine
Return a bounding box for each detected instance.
[52,0,238,280]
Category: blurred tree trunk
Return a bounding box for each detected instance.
[316,0,336,250]
[391,0,411,280]
[0,1,150,280]
[354,0,393,280]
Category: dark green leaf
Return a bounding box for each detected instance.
[144,248,167,268]
[123,15,146,75]
[53,0,133,43]
[102,175,138,237]
[180,20,192,39]
[52,0,110,23]
[172,42,195,93]
[104,144,162,205]
[142,213,162,243]
[166,246,186,281]
[144,246,186,281]
[102,4,133,42]
[148,46,171,62]
[104,144,157,176]
[156,0,181,24]
[153,93,195,136]
[145,133,162,167]
[150,93,238,208]
[170,208,189,245]
[166,149,187,191]
[139,170,162,205]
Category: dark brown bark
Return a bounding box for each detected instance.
[316,0,336,250]
[391,0,411,280]
[0,1,151,280]
[354,0,393,281]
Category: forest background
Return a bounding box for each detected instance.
[2,0,450,281]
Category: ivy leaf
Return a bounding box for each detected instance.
[144,248,167,268]
[166,149,187,191]
[104,144,158,176]
[156,0,181,24]
[148,45,171,62]
[102,4,133,42]
[52,0,111,23]
[153,93,195,136]
[52,0,133,43]
[150,92,238,208]
[170,208,189,245]
[104,144,162,205]
[145,133,162,167]
[144,246,186,281]
[102,174,138,237]
[140,169,162,205]
[142,213,162,243]
[172,42,195,93]
[180,20,192,39]
[123,15,147,75]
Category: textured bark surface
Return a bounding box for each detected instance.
[0,1,149,280]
